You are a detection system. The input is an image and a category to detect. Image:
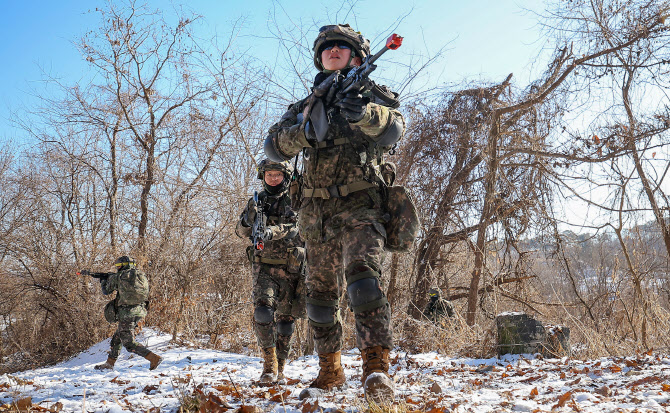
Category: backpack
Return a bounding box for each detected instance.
[116,269,149,306]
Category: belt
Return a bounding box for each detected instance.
[302,180,377,199]
[314,137,350,148]
[254,257,288,265]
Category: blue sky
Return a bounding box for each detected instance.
[0,0,544,144]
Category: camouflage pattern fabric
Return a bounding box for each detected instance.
[266,62,406,353]
[237,189,306,360]
[109,316,151,359]
[306,223,392,353]
[423,297,455,324]
[237,191,303,257]
[268,92,404,355]
[384,185,420,252]
[100,269,150,358]
[252,263,305,359]
[101,269,149,307]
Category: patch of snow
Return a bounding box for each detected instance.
[1,328,670,412]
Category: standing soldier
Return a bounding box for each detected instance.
[264,24,405,402]
[81,256,162,371]
[423,287,455,325]
[237,159,306,384]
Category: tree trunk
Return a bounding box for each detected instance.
[466,115,499,326]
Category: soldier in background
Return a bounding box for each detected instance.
[264,24,405,402]
[423,287,455,325]
[237,160,306,384]
[83,256,162,371]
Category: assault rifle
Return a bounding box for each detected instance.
[251,191,268,250]
[77,269,113,279]
[307,33,404,141]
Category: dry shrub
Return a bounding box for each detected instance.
[392,310,496,359]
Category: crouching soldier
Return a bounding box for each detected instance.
[423,287,455,326]
[236,159,306,384]
[82,256,162,371]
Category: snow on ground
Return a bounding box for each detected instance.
[1,328,669,412]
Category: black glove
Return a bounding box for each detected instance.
[336,91,367,123]
[79,269,90,276]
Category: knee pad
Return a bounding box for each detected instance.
[346,268,388,314]
[254,305,274,324]
[277,320,295,336]
[305,297,339,328]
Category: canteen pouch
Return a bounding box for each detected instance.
[384,185,420,252]
[287,247,306,274]
[104,299,118,323]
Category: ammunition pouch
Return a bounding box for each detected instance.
[104,299,118,323]
[383,184,420,253]
[287,247,306,274]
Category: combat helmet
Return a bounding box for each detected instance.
[428,287,441,299]
[257,159,293,193]
[114,255,136,271]
[313,24,371,72]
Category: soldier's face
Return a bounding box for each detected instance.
[321,45,362,71]
[264,170,284,187]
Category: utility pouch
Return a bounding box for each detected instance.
[384,185,420,252]
[287,247,306,274]
[380,162,397,186]
[289,175,303,209]
[104,299,118,323]
[246,245,255,264]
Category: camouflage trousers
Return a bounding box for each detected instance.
[109,316,150,359]
[305,222,393,354]
[253,263,305,359]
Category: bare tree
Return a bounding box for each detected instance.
[399,0,670,326]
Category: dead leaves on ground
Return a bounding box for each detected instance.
[2,353,669,412]
[0,397,63,412]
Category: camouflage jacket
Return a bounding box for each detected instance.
[237,189,303,260]
[267,96,405,242]
[100,269,148,320]
[423,297,455,322]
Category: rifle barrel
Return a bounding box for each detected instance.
[367,33,403,66]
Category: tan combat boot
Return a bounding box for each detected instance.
[362,346,394,404]
[299,351,346,399]
[94,356,116,370]
[277,358,287,381]
[144,352,163,370]
[311,352,346,390]
[259,347,278,384]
